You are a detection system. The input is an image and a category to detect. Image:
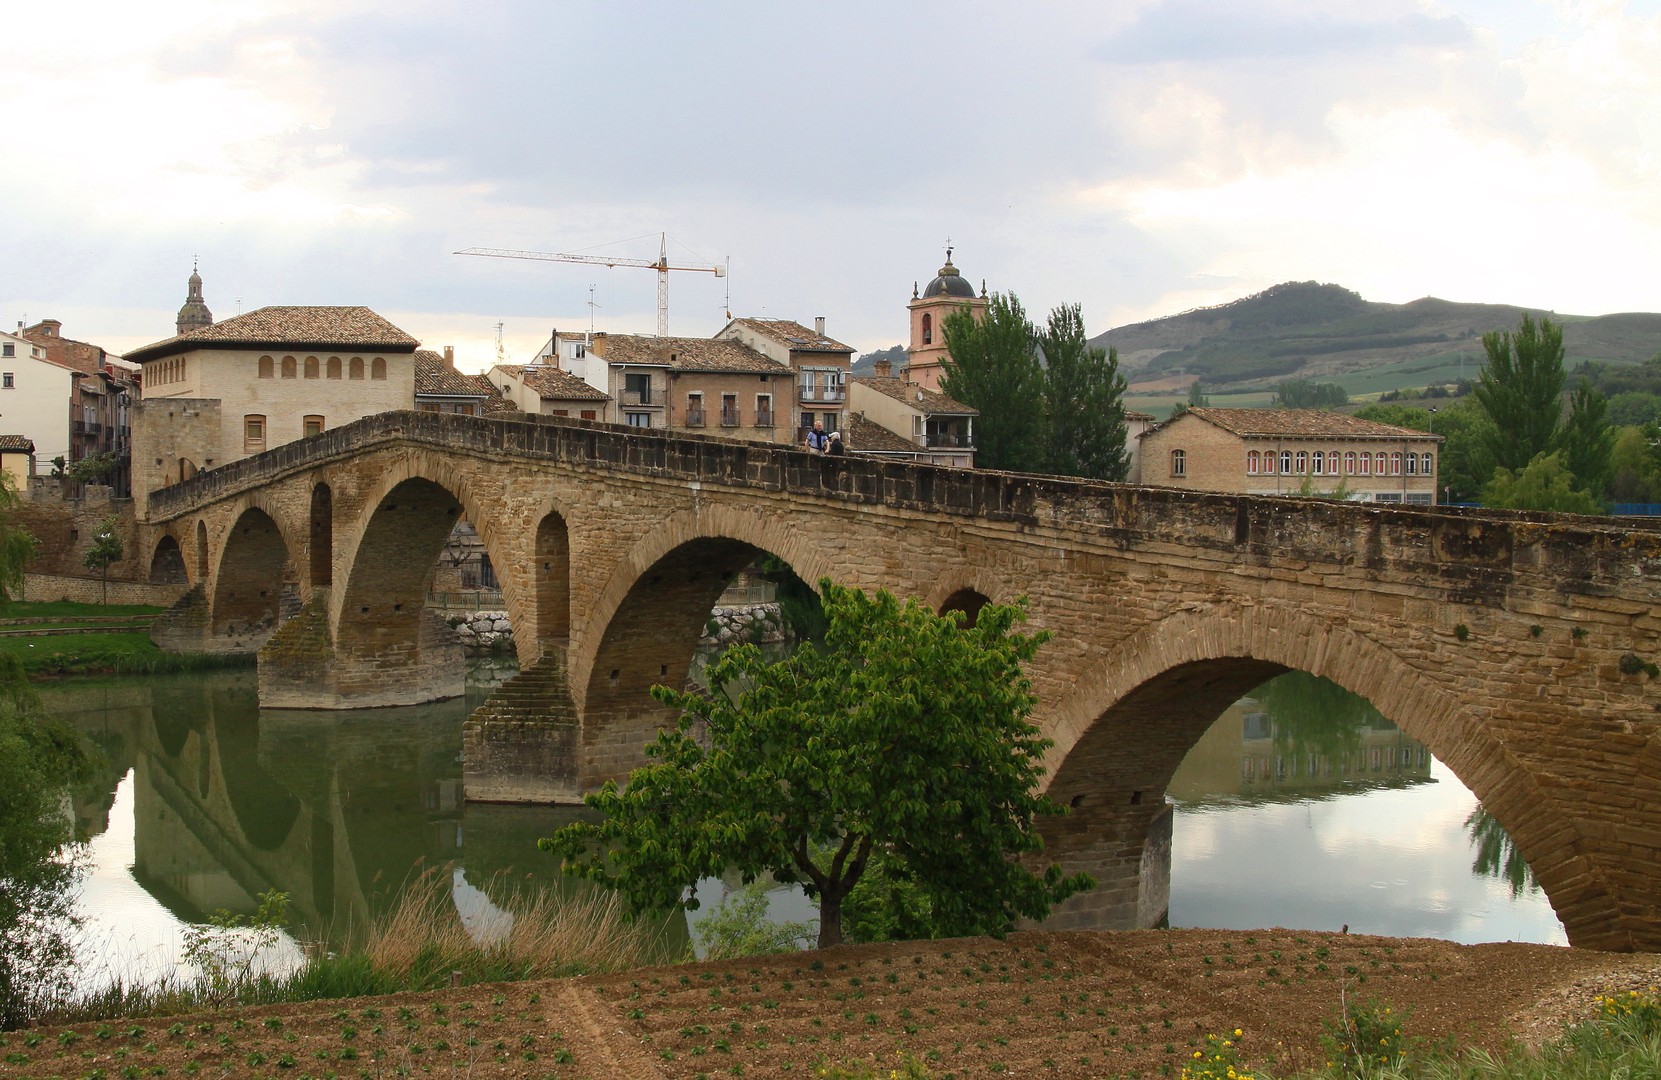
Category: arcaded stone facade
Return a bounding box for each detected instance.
[137,410,1661,951]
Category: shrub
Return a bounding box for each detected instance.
[1322,999,1408,1077]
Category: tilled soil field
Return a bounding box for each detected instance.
[5,928,1660,1079]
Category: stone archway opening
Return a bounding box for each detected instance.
[195,520,209,582]
[535,510,570,651]
[149,534,187,585]
[939,587,990,629]
[211,507,294,647]
[310,483,332,588]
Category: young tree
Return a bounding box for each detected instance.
[1560,378,1616,499]
[940,293,1046,472]
[1473,314,1567,473]
[0,475,38,605]
[1481,451,1603,514]
[541,581,1091,949]
[1036,303,1130,481]
[83,516,123,606]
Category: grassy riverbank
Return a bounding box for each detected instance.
[3,928,1659,1078]
[0,600,251,677]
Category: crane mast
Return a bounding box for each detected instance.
[456,234,725,337]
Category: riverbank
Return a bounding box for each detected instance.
[0,601,253,677]
[6,928,1659,1078]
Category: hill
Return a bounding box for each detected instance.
[1095,281,1661,390]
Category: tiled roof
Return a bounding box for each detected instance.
[496,364,610,402]
[0,435,35,452]
[851,376,978,415]
[727,317,853,354]
[126,306,420,363]
[1127,410,1156,422]
[845,412,923,454]
[414,351,491,397]
[1182,407,1440,440]
[597,335,788,374]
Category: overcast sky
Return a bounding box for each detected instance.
[5,1,1657,371]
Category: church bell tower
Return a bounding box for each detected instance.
[175,260,214,336]
[904,246,986,392]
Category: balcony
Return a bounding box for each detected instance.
[755,410,774,428]
[798,386,846,403]
[72,420,104,436]
[621,388,655,406]
[924,430,974,449]
[720,408,740,427]
[685,408,705,427]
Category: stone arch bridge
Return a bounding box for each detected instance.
[140,410,1661,951]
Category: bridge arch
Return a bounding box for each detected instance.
[1041,601,1624,950]
[574,505,838,756]
[148,533,188,585]
[210,503,299,646]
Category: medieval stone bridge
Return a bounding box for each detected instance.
[139,410,1661,951]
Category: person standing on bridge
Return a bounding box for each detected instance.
[805,420,830,453]
[828,431,845,456]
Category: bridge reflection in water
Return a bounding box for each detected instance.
[53,666,1558,970]
[51,671,690,979]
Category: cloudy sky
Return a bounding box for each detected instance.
[5,1,1657,370]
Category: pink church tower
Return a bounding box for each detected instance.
[904,246,987,391]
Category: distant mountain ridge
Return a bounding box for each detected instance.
[1090,281,1661,389]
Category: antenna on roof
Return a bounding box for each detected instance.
[723,257,732,320]
[587,285,600,343]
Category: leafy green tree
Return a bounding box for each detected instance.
[66,451,118,486]
[0,654,93,1027]
[1473,314,1567,473]
[541,581,1090,948]
[0,478,36,607]
[1482,451,1603,514]
[941,293,1046,472]
[1606,391,1661,427]
[83,516,124,606]
[1560,378,1616,499]
[1186,379,1210,409]
[1353,399,1493,503]
[1609,426,1661,503]
[1272,380,1348,409]
[1036,303,1130,481]
[1464,807,1537,899]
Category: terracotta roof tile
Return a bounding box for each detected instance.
[0,435,35,452]
[414,350,492,397]
[845,412,923,454]
[850,375,978,415]
[596,335,788,374]
[496,364,611,402]
[127,306,419,363]
[727,317,853,354]
[1182,407,1441,440]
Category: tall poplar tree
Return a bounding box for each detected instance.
[1560,377,1616,500]
[1036,303,1130,481]
[1473,314,1567,473]
[940,293,1046,472]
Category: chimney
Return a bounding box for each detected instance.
[815,316,826,336]
[873,359,893,378]
[443,345,455,370]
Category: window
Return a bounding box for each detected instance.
[625,411,651,428]
[756,393,774,427]
[721,393,739,426]
[305,356,320,379]
[685,392,705,427]
[1375,451,1387,475]
[1345,451,1357,475]
[1247,450,1259,474]
[371,357,386,380]
[327,356,341,379]
[580,409,597,421]
[1422,452,1434,475]
[1405,453,1418,476]
[1,373,12,389]
[303,415,324,437]
[624,372,652,404]
[921,313,933,345]
[243,414,266,452]
[282,355,297,378]
[0,343,11,358]
[1312,451,1325,475]
[258,355,274,379]
[1170,448,1186,477]
[1390,452,1403,475]
[350,357,364,380]
[1295,451,1308,475]
[549,409,569,417]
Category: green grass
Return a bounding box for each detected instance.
[0,632,250,677]
[0,600,165,620]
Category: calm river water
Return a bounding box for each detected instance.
[47,664,1562,987]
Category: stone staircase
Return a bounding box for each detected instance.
[462,650,583,804]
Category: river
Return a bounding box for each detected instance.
[46,665,1562,988]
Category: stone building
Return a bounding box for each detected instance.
[846,358,978,467]
[16,319,137,494]
[713,317,853,440]
[418,348,517,416]
[904,248,987,392]
[488,362,610,419]
[1138,407,1442,504]
[127,304,419,499]
[585,333,792,442]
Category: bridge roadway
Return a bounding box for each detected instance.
[138,410,1661,950]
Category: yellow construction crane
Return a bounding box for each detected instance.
[456,233,725,337]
